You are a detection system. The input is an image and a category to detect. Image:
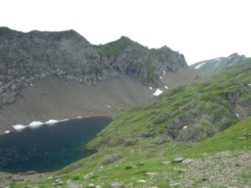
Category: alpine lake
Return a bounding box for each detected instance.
[0,117,112,173]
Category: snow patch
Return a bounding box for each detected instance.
[165,86,168,89]
[163,71,166,75]
[153,89,163,96]
[160,76,163,79]
[4,130,10,134]
[236,114,239,117]
[149,87,152,90]
[183,126,187,129]
[107,105,111,108]
[29,121,44,127]
[30,84,33,86]
[12,125,26,130]
[78,116,82,119]
[45,120,59,125]
[195,63,205,69]
[61,119,69,122]
[248,83,251,86]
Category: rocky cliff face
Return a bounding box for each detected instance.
[0,27,187,105]
[95,36,187,86]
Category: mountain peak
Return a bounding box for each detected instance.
[227,53,239,59]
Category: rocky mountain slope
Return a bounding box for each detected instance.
[86,57,251,150]
[190,53,247,74]
[0,27,207,133]
[0,27,187,105]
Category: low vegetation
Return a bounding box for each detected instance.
[96,36,130,55]
[0,27,8,35]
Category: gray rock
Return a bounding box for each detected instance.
[100,153,122,165]
[155,137,167,145]
[182,159,193,164]
[88,184,95,188]
[172,157,184,163]
[145,172,158,176]
[137,180,147,183]
[153,113,169,125]
[110,182,124,187]
[23,171,36,175]
[53,179,64,185]
[66,180,84,188]
[55,179,61,183]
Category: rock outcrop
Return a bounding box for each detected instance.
[0,27,187,105]
[95,36,187,86]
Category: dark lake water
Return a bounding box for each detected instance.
[0,117,112,173]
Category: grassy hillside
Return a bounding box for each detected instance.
[11,118,251,188]
[9,58,251,188]
[86,58,251,151]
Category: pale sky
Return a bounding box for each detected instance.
[1,0,250,65]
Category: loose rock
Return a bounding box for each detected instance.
[67,180,84,188]
[182,159,193,164]
[137,180,147,183]
[110,182,124,187]
[53,179,64,185]
[88,184,95,188]
[145,172,158,176]
[172,157,184,163]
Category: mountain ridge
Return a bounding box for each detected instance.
[190,53,247,74]
[1,27,187,105]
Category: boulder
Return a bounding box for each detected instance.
[172,157,184,163]
[137,180,147,183]
[182,159,193,164]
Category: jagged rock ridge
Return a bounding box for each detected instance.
[0,27,187,105]
[94,36,187,86]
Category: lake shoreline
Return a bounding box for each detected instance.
[0,117,112,173]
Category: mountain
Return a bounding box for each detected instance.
[94,36,187,86]
[6,58,251,188]
[0,27,207,133]
[190,53,247,74]
[1,27,251,187]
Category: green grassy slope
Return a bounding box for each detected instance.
[86,58,251,151]
[10,58,251,188]
[11,118,251,188]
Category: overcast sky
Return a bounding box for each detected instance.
[1,0,250,65]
